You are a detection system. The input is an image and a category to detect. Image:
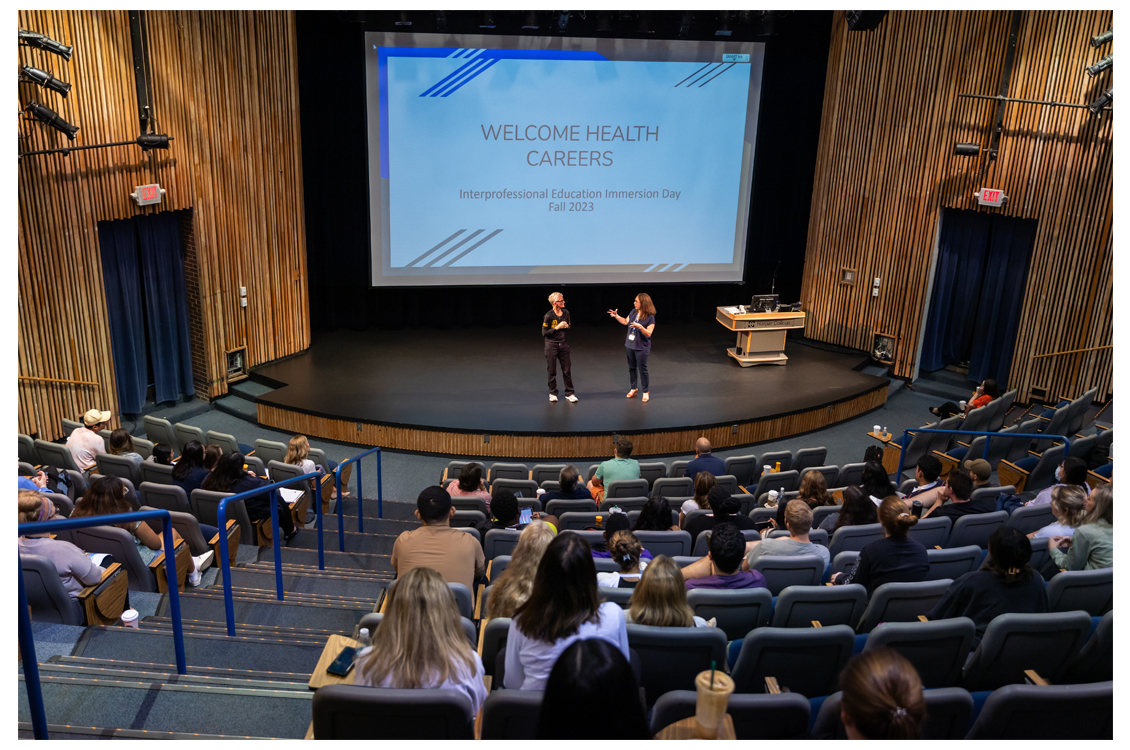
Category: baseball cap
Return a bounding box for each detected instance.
[83,408,111,426]
[963,458,991,481]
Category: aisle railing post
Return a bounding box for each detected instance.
[357,463,364,533]
[336,466,345,553]
[316,469,325,571]
[216,500,236,636]
[161,520,188,675]
[18,558,49,739]
[269,488,284,601]
[377,449,383,519]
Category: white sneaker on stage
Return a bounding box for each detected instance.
[565,394,578,403]
[549,394,558,402]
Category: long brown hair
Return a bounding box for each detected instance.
[608,530,643,574]
[108,428,135,456]
[839,648,925,739]
[635,293,656,317]
[284,435,310,466]
[487,522,555,619]
[692,471,716,510]
[71,476,132,518]
[798,470,833,508]
[1084,485,1113,526]
[514,532,601,643]
[355,567,478,688]
[628,555,695,627]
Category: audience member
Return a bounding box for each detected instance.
[823,486,878,533]
[393,486,485,591]
[1026,456,1090,506]
[863,445,884,465]
[679,471,716,528]
[541,464,592,501]
[839,648,926,740]
[964,458,995,488]
[18,470,51,493]
[587,437,640,492]
[832,496,928,595]
[476,489,558,542]
[597,530,645,588]
[1048,485,1112,570]
[534,638,650,739]
[684,437,726,482]
[445,462,492,508]
[505,532,629,690]
[921,468,993,520]
[925,526,1049,643]
[745,500,830,572]
[66,408,110,472]
[171,440,210,497]
[905,455,943,498]
[591,512,653,563]
[284,434,344,498]
[19,490,105,597]
[1030,485,1087,540]
[681,522,768,590]
[107,428,145,468]
[776,469,834,528]
[202,443,222,471]
[354,566,487,715]
[930,378,999,418]
[151,443,174,466]
[684,485,757,546]
[486,521,556,619]
[861,462,897,504]
[627,555,709,627]
[203,451,297,543]
[632,495,679,532]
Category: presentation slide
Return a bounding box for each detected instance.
[365,33,765,286]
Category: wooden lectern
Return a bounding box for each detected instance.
[716,306,806,366]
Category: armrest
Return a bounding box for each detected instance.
[210,519,240,567]
[246,450,256,457]
[477,618,488,656]
[473,584,484,620]
[78,563,128,626]
[739,485,752,495]
[764,676,781,694]
[917,615,928,622]
[810,620,822,628]
[150,540,191,593]
[956,440,971,448]
[1024,669,1049,686]
[998,459,1027,476]
[78,562,121,598]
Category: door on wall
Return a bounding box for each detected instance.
[97,210,195,415]
[919,208,1037,388]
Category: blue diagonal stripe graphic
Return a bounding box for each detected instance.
[441,58,500,97]
[419,57,486,97]
[428,57,492,97]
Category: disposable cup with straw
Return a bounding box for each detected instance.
[694,660,734,738]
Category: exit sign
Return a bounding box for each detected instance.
[130,183,165,206]
[974,188,1008,207]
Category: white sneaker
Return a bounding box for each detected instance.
[565,394,578,403]
[549,394,558,402]
[188,569,203,587]
[192,550,214,572]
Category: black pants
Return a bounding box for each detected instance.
[626,347,650,392]
[545,341,574,396]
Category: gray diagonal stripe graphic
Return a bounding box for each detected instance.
[443,229,504,266]
[675,62,713,87]
[406,230,465,267]
[687,63,723,87]
[698,62,736,87]
[425,229,484,267]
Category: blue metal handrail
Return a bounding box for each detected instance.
[333,446,382,549]
[18,508,188,740]
[895,428,1072,479]
[215,471,321,636]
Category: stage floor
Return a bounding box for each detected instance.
[252,321,888,438]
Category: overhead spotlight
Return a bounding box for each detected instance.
[715,12,733,37]
[18,29,73,61]
[557,12,570,32]
[636,12,655,35]
[394,11,412,27]
[435,11,447,32]
[21,65,70,97]
[1091,28,1113,48]
[678,12,693,39]
[25,100,78,140]
[479,12,496,29]
[522,11,540,30]
[594,13,612,33]
[136,133,172,150]
[954,143,981,156]
[1086,53,1112,77]
[1087,86,1113,116]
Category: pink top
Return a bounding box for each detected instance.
[446,480,492,510]
[66,427,105,471]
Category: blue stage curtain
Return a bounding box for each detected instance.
[97,219,148,414]
[136,212,196,405]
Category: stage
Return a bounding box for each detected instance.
[251,321,889,458]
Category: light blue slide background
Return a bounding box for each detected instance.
[385,57,751,268]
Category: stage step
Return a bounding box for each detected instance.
[228,379,275,403]
[213,394,258,424]
[256,545,395,573]
[156,591,373,633]
[285,527,399,555]
[223,566,392,600]
[49,655,313,683]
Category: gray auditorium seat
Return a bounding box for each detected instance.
[483,529,522,561]
[722,454,759,487]
[964,681,1112,739]
[1046,568,1112,616]
[855,579,952,634]
[1061,610,1112,684]
[650,690,811,740]
[605,479,649,499]
[946,511,1007,549]
[480,690,543,740]
[69,525,165,592]
[491,478,538,498]
[206,430,241,455]
[750,555,825,596]
[33,439,81,472]
[173,422,205,452]
[961,610,1093,691]
[138,461,177,486]
[924,545,981,581]
[669,460,690,478]
[450,510,485,528]
[634,530,691,557]
[450,496,488,515]
[192,489,254,545]
[139,482,191,514]
[730,624,855,698]
[1005,504,1054,535]
[144,415,179,449]
[638,462,667,488]
[139,505,211,556]
[864,617,977,688]
[828,523,885,557]
[312,685,474,739]
[626,623,727,706]
[253,438,288,465]
[488,463,528,482]
[771,584,867,629]
[600,496,649,512]
[652,477,693,500]
[21,553,86,625]
[686,587,773,641]
[598,587,633,608]
[544,499,597,517]
[906,516,952,548]
[793,448,828,476]
[94,453,141,488]
[479,617,511,678]
[530,464,567,484]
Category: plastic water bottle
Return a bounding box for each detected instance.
[357,627,371,648]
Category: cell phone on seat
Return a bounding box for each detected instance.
[519,507,533,525]
[326,646,357,677]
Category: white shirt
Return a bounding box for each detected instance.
[596,567,645,588]
[504,601,629,690]
[1032,522,1076,540]
[680,499,707,517]
[354,648,488,715]
[66,427,105,471]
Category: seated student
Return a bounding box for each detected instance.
[505,532,629,690]
[597,530,646,588]
[679,471,716,528]
[1048,484,1112,570]
[831,496,928,596]
[71,477,212,586]
[863,445,884,465]
[744,500,831,572]
[930,378,999,419]
[627,555,710,627]
[774,470,835,529]
[921,468,994,520]
[172,441,211,498]
[820,486,878,533]
[202,443,222,472]
[151,443,174,466]
[964,458,996,489]
[18,469,51,493]
[541,464,593,501]
[681,522,769,590]
[445,462,492,508]
[1026,456,1090,506]
[18,490,105,597]
[684,485,757,547]
[861,462,897,505]
[906,455,943,498]
[203,451,298,543]
[284,434,342,502]
[586,437,640,493]
[632,495,680,532]
[354,566,488,715]
[925,526,1049,644]
[684,437,726,483]
[67,408,110,473]
[393,486,485,592]
[591,512,653,563]
[1030,485,1087,540]
[535,638,650,739]
[839,648,926,740]
[487,521,556,619]
[107,428,145,468]
[476,490,559,544]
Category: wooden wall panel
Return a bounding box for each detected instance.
[17,10,309,438]
[801,10,1113,404]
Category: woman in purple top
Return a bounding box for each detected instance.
[607,293,656,402]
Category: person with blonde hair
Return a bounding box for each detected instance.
[597,530,646,588]
[543,291,576,403]
[18,490,104,598]
[626,555,709,627]
[607,293,656,401]
[838,648,926,739]
[354,566,487,714]
[1048,484,1112,570]
[679,471,716,528]
[1030,484,1088,540]
[284,434,345,500]
[487,521,556,619]
[832,496,928,595]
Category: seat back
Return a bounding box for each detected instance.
[529,464,566,484]
[828,523,886,558]
[598,586,633,608]
[758,450,792,473]
[865,617,977,688]
[637,461,667,488]
[18,434,38,465]
[441,460,471,484]
[961,610,1093,691]
[20,552,85,625]
[829,550,858,579]
[488,463,528,482]
[855,579,952,634]
[486,557,510,584]
[1005,504,1054,534]
[668,460,690,478]
[924,545,981,581]
[516,496,543,514]
[140,505,210,556]
[483,529,522,561]
[723,454,759,487]
[1024,443,1066,494]
[748,470,795,502]
[651,690,812,740]
[599,496,649,513]
[267,460,315,509]
[652,477,693,500]
[810,505,839,531]
[138,461,177,486]
[897,478,919,495]
[792,447,828,476]
[896,428,937,474]
[906,516,952,548]
[633,530,691,557]
[989,390,1018,431]
[959,401,994,435]
[731,624,855,697]
[1001,419,1041,464]
[312,685,474,739]
[708,474,736,496]
[771,584,867,629]
[139,482,191,514]
[947,510,1007,549]
[479,617,511,678]
[605,478,649,498]
[1064,387,1098,437]
[835,463,866,488]
[450,496,488,515]
[969,484,1013,505]
[34,439,80,472]
[480,690,543,740]
[94,453,141,487]
[544,499,597,517]
[70,524,155,592]
[966,680,1113,740]
[44,492,74,517]
[143,416,179,448]
[751,555,825,596]
[171,422,204,452]
[686,587,773,641]
[814,688,974,740]
[206,430,241,454]
[556,512,605,531]
[929,416,964,457]
[490,478,538,498]
[450,510,485,529]
[191,489,253,545]
[252,438,287,466]
[1061,610,1112,684]
[626,624,727,705]
[1046,568,1112,616]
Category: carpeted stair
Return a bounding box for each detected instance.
[155,590,375,633]
[257,545,396,573]
[223,566,392,600]
[284,527,399,555]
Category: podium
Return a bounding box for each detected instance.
[716,306,806,366]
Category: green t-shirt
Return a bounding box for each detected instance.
[595,457,641,485]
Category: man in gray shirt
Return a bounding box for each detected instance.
[743,499,830,572]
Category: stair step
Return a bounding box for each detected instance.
[221,566,391,600]
[19,723,263,741]
[190,586,379,608]
[228,379,275,402]
[285,527,399,555]
[317,512,416,535]
[259,545,395,573]
[155,592,373,632]
[34,661,309,691]
[214,395,257,424]
[50,655,313,683]
[142,615,348,639]
[334,498,419,521]
[243,561,395,580]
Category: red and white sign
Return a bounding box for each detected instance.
[974,188,1007,207]
[130,183,165,206]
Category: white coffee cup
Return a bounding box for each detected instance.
[873,424,882,434]
[768,490,779,503]
[763,464,772,475]
[535,488,546,496]
[959,400,967,410]
[121,609,139,628]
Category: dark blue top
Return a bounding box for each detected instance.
[541,485,593,501]
[685,455,727,482]
[175,466,212,499]
[625,311,655,352]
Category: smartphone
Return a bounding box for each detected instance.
[326,646,357,677]
[519,507,533,525]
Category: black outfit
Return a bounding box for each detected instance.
[684,454,726,482]
[927,496,997,522]
[174,466,211,499]
[541,485,592,501]
[234,474,295,537]
[543,308,574,397]
[834,535,929,596]
[684,512,758,548]
[925,570,1050,643]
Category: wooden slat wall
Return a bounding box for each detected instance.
[17,10,309,439]
[800,10,1113,403]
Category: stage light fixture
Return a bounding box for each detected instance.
[678,13,693,38]
[21,64,70,97]
[435,11,446,32]
[715,12,733,37]
[136,133,171,150]
[25,100,78,140]
[395,11,412,27]
[1091,28,1113,48]
[18,29,73,61]
[1087,86,1113,116]
[479,12,496,29]
[954,143,981,156]
[1086,53,1112,77]
[595,13,613,33]
[636,12,655,35]
[522,11,540,30]
[557,12,570,32]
